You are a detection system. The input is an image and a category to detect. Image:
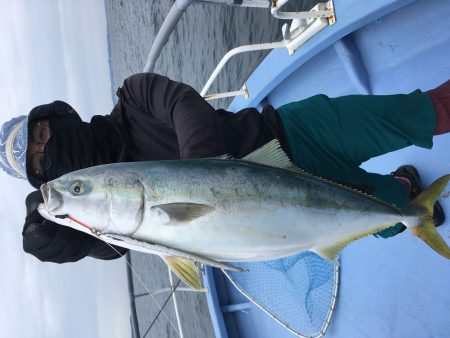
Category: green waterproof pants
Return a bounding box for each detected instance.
[276,91,436,238]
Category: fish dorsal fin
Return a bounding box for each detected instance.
[162,256,202,290]
[242,139,301,172]
[311,224,389,261]
[243,140,402,212]
[151,203,215,225]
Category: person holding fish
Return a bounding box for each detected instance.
[0,73,449,264]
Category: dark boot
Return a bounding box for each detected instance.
[392,165,445,226]
[427,79,450,135]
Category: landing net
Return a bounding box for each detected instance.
[221,252,339,338]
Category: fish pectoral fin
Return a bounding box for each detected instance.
[161,255,203,290]
[151,203,214,225]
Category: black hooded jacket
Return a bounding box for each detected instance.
[22,73,289,263]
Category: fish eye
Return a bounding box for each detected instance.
[70,181,83,195]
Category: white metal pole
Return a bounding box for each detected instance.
[168,269,185,338]
[144,0,194,73]
[200,41,285,96]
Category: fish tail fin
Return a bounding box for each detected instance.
[408,174,450,259]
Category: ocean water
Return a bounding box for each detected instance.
[103,1,315,337]
[104,0,289,108]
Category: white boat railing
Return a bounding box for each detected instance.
[168,270,185,338]
[202,0,335,100]
[200,42,286,99]
[143,0,335,100]
[143,0,194,73]
[144,0,275,73]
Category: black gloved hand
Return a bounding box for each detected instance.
[22,189,60,242]
[22,189,97,262]
[24,190,46,228]
[22,189,128,262]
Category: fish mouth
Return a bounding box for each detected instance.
[40,183,63,214]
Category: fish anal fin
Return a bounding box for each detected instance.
[162,256,202,290]
[152,203,214,224]
[312,242,347,262]
[312,224,391,261]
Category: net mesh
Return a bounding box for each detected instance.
[222,252,339,337]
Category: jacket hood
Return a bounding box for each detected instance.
[26,101,82,188]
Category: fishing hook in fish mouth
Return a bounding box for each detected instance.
[55,214,103,236]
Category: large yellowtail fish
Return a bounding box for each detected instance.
[39,140,450,289]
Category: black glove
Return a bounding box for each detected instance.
[24,190,46,226]
[22,190,127,263]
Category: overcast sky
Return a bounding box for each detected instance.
[0,1,130,337]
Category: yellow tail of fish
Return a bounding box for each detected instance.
[408,174,450,259]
